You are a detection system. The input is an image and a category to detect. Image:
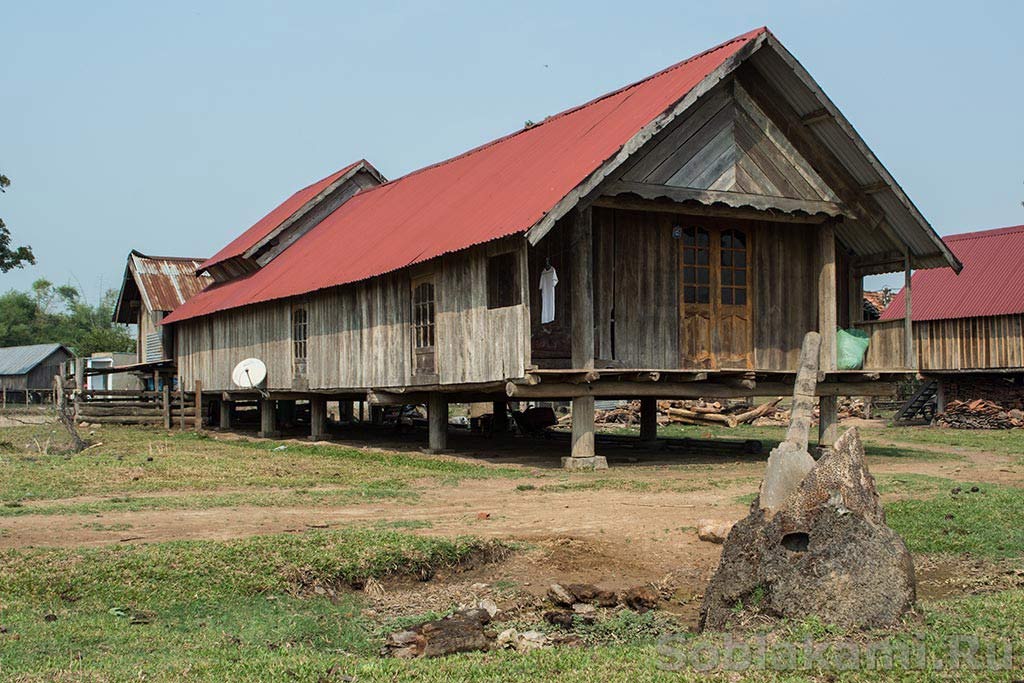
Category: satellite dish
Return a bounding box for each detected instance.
[232,358,267,389]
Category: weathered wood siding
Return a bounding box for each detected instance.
[175,240,529,392]
[915,314,1024,371]
[855,319,907,370]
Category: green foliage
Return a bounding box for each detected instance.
[0,172,36,273]
[0,278,134,354]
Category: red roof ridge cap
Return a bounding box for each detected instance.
[941,224,1024,242]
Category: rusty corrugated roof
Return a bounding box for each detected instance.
[881,224,1024,322]
[113,251,213,323]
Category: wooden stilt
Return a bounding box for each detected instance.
[310,396,327,440]
[818,395,838,449]
[492,400,509,433]
[639,397,658,442]
[259,398,279,438]
[427,393,447,452]
[219,399,232,430]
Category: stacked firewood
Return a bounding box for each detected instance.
[934,399,1024,430]
[594,398,783,429]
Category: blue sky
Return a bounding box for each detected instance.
[2,1,1021,300]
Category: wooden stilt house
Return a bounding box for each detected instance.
[164,28,960,466]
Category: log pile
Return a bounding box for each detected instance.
[935,399,1024,430]
[593,398,783,429]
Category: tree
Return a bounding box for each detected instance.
[0,173,36,273]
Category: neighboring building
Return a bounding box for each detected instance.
[881,224,1024,408]
[862,289,893,321]
[113,251,212,365]
[0,343,73,399]
[85,352,143,391]
[163,28,959,465]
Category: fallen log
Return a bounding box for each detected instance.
[733,397,784,425]
[666,407,737,428]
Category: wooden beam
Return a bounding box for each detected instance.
[592,195,831,225]
[427,393,447,452]
[506,380,897,399]
[818,221,838,371]
[601,181,847,218]
[571,206,595,370]
[800,107,831,125]
[860,181,889,194]
[904,249,915,369]
[310,396,327,440]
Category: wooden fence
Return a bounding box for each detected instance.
[69,383,203,430]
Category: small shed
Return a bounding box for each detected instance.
[881,224,1024,408]
[0,343,73,399]
[113,251,212,364]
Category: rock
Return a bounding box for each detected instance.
[572,602,597,616]
[546,583,575,607]
[477,598,499,618]
[543,610,575,628]
[760,440,816,511]
[701,427,916,631]
[381,609,492,658]
[623,586,659,612]
[565,583,599,602]
[43,614,58,622]
[697,519,734,544]
[593,589,619,607]
[517,631,550,652]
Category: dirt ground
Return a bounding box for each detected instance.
[3,421,1022,628]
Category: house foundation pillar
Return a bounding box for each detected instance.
[310,396,327,441]
[219,399,232,430]
[563,395,607,470]
[639,397,658,443]
[340,400,354,423]
[492,400,509,434]
[259,398,279,438]
[818,395,838,450]
[427,393,448,453]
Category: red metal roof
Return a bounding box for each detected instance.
[166,28,766,324]
[200,160,365,272]
[881,224,1024,322]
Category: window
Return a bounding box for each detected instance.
[680,226,711,305]
[292,307,308,376]
[412,280,436,375]
[720,229,747,306]
[487,252,521,309]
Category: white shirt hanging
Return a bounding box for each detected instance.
[539,266,558,324]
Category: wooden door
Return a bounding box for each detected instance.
[680,223,753,369]
[411,275,437,379]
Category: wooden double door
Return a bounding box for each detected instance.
[679,222,753,369]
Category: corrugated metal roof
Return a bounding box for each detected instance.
[113,251,213,323]
[166,27,956,325]
[165,29,766,324]
[881,225,1024,322]
[0,343,71,376]
[200,160,367,272]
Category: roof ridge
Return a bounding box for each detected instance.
[943,224,1024,242]
[362,27,767,192]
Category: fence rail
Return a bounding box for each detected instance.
[62,381,204,431]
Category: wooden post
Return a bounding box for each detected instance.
[817,221,837,372]
[177,379,185,431]
[427,393,447,452]
[935,379,946,415]
[491,400,509,434]
[310,396,327,441]
[162,384,172,429]
[564,206,606,469]
[340,400,354,422]
[219,398,232,430]
[639,397,658,442]
[818,395,838,450]
[849,271,864,325]
[259,398,279,438]
[903,249,914,369]
[194,380,203,431]
[75,358,85,391]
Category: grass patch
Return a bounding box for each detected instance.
[888,482,1024,558]
[0,424,525,503]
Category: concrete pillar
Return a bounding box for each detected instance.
[492,400,509,434]
[259,398,279,438]
[639,397,658,442]
[427,393,448,452]
[219,399,232,430]
[818,395,839,450]
[310,396,327,441]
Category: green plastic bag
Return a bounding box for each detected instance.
[836,328,870,370]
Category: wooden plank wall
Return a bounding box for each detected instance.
[916,314,1024,371]
[751,223,818,370]
[856,319,907,370]
[176,240,529,392]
